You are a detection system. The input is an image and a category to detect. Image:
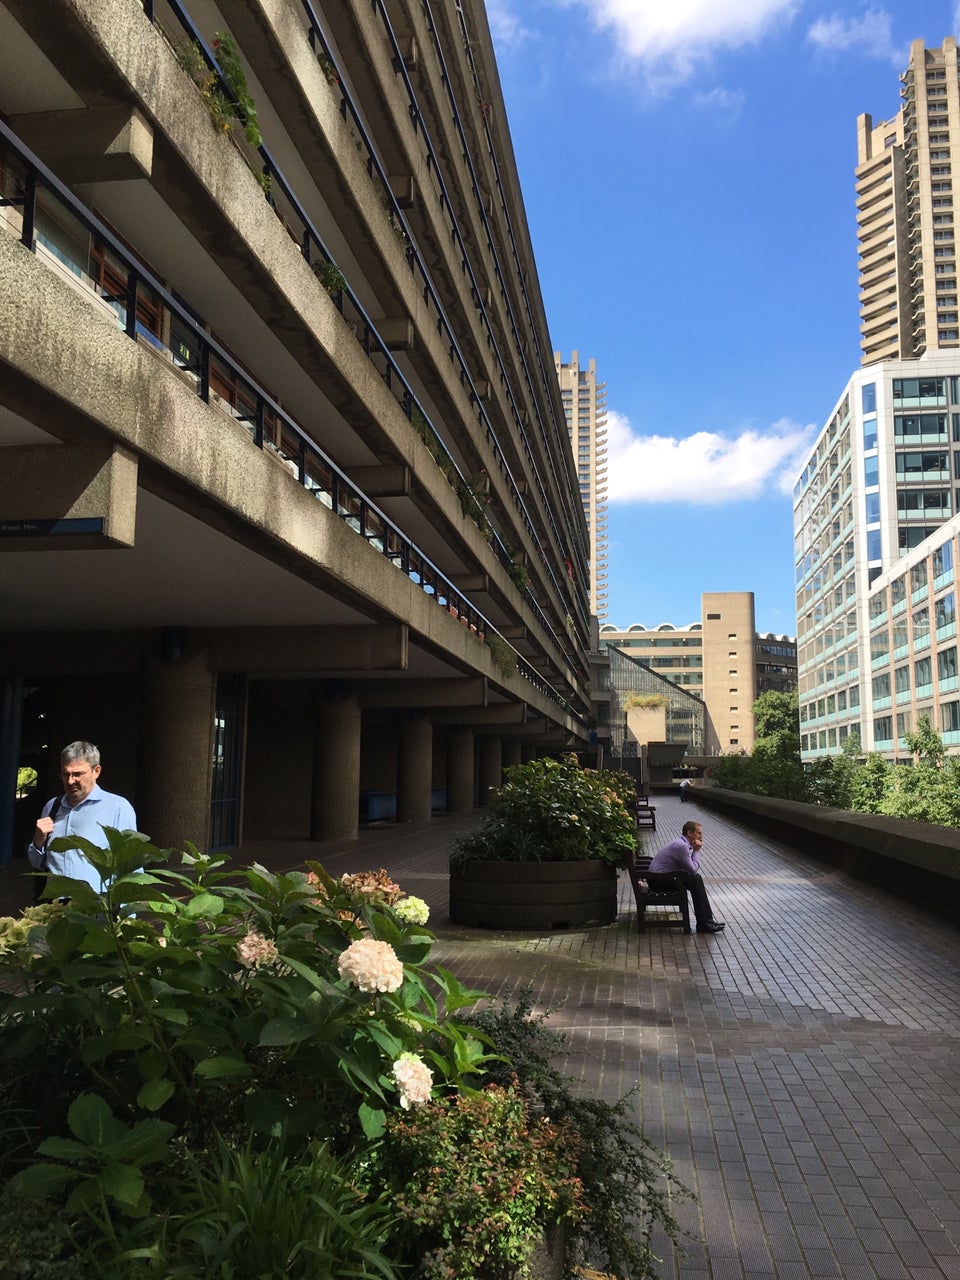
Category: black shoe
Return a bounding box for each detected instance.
[699,920,725,933]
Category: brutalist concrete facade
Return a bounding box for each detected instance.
[0,0,592,853]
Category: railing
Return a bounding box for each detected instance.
[145,0,589,690]
[0,118,587,725]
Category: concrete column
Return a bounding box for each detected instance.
[446,728,475,813]
[397,715,433,822]
[478,735,503,805]
[311,692,361,840]
[139,646,216,851]
[502,739,522,771]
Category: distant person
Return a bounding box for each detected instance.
[648,820,725,934]
[679,777,693,802]
[27,741,137,894]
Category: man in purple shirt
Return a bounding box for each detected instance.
[647,820,725,934]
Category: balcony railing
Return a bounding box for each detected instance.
[0,118,587,726]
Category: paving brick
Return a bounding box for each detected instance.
[4,794,958,1278]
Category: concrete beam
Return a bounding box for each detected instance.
[356,677,486,709]
[379,318,414,351]
[205,625,408,673]
[342,464,410,497]
[450,573,489,593]
[499,625,528,641]
[9,106,153,184]
[429,703,527,726]
[0,443,138,550]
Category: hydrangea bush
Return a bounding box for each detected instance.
[0,829,511,1276]
[452,754,638,868]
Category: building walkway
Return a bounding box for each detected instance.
[2,795,958,1279]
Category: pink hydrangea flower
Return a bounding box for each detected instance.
[235,930,279,970]
[337,938,404,993]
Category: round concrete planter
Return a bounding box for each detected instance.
[449,859,617,929]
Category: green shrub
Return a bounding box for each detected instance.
[453,755,638,868]
[461,989,689,1279]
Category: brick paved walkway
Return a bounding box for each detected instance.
[2,795,958,1278]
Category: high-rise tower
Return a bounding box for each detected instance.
[796,38,960,761]
[857,37,960,365]
[555,352,609,619]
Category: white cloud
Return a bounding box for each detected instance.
[806,8,902,64]
[486,0,534,49]
[692,85,746,122]
[572,0,799,90]
[606,409,816,505]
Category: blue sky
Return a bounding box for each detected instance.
[488,1,960,634]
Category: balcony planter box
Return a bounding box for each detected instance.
[449,858,617,930]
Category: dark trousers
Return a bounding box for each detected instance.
[647,871,716,928]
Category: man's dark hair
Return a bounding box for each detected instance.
[681,821,700,838]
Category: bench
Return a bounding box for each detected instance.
[627,852,691,934]
[634,797,657,831]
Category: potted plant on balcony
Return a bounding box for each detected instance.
[449,755,637,929]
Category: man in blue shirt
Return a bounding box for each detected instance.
[27,741,137,893]
[648,820,725,934]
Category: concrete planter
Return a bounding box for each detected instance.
[449,859,617,929]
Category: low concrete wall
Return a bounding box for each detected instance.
[693,787,960,924]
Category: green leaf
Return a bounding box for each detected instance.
[68,1093,125,1149]
[358,1102,386,1140]
[99,1162,145,1207]
[183,892,224,918]
[244,1089,292,1136]
[137,1078,175,1111]
[36,1136,89,1163]
[194,1055,252,1079]
[258,1017,317,1047]
[8,1162,79,1199]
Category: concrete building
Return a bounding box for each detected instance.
[0,0,593,857]
[555,351,608,619]
[856,38,960,365]
[796,36,960,760]
[599,592,796,756]
[795,355,960,757]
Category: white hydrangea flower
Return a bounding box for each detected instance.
[395,895,429,925]
[337,937,404,993]
[392,1051,433,1109]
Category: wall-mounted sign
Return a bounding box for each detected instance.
[0,518,105,537]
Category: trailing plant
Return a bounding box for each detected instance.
[176,34,261,147]
[211,32,261,147]
[625,693,670,710]
[460,989,690,1280]
[486,631,518,678]
[508,557,530,589]
[452,754,637,868]
[312,257,347,296]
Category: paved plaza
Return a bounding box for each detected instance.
[2,794,959,1279]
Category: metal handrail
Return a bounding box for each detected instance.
[148,0,589,693]
[0,119,584,723]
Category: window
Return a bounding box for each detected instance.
[911,561,928,593]
[942,701,960,733]
[895,664,911,694]
[934,541,954,577]
[938,646,958,682]
[862,383,877,414]
[936,591,956,632]
[915,655,933,690]
[873,716,893,743]
[872,673,891,701]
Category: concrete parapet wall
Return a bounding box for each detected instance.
[693,786,960,923]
